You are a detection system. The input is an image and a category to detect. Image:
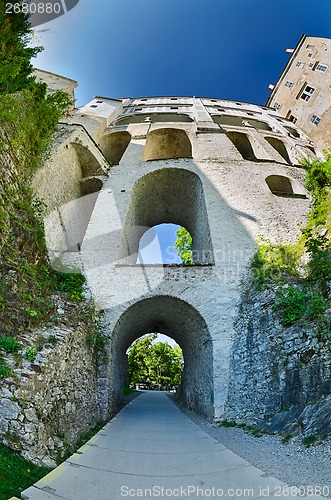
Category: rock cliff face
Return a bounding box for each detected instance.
[226,284,331,435]
[0,319,99,466]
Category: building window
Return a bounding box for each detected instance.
[134,108,143,111]
[210,99,217,102]
[170,106,179,110]
[274,102,282,111]
[307,53,313,58]
[218,108,225,112]
[299,85,315,101]
[285,81,294,88]
[170,97,178,100]
[311,115,321,125]
[316,64,328,72]
[90,105,98,108]
[296,61,305,68]
[309,63,314,67]
[288,114,298,124]
[96,100,103,103]
[306,44,314,49]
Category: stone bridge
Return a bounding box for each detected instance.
[36,96,314,421]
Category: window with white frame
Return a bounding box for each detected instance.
[299,85,315,101]
[311,115,321,125]
[285,81,294,88]
[308,53,313,58]
[274,102,282,110]
[296,61,305,68]
[316,64,328,72]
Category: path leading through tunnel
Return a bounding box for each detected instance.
[21,392,325,500]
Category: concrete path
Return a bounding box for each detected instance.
[21,392,325,500]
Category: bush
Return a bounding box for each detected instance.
[0,336,21,353]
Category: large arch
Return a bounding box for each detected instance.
[118,167,214,265]
[106,295,214,419]
[142,128,192,161]
[71,143,107,177]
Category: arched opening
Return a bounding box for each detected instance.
[118,168,213,265]
[115,113,193,125]
[137,223,191,265]
[244,119,272,131]
[212,114,243,127]
[285,126,300,138]
[126,333,183,391]
[71,143,106,177]
[98,131,131,165]
[264,137,291,164]
[80,177,103,196]
[142,128,192,161]
[226,131,257,160]
[266,175,294,196]
[107,296,214,419]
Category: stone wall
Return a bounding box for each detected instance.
[226,284,331,425]
[0,321,99,466]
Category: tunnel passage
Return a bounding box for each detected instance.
[119,167,214,265]
[107,296,214,419]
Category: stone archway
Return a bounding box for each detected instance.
[102,295,214,420]
[118,167,214,265]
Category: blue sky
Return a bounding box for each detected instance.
[33,0,331,107]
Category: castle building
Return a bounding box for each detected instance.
[266,34,331,151]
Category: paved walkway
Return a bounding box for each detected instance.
[21,392,325,500]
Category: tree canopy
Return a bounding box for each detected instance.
[174,226,193,264]
[0,0,43,94]
[127,334,183,388]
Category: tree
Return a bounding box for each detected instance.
[127,335,184,388]
[174,227,193,264]
[0,0,43,94]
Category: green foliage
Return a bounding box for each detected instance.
[274,286,327,326]
[250,155,331,332]
[24,346,37,362]
[0,0,43,94]
[251,237,303,287]
[0,336,20,353]
[127,334,184,387]
[302,434,319,448]
[54,273,86,302]
[174,226,193,264]
[0,362,12,380]
[281,433,292,444]
[0,442,52,500]
[84,304,107,359]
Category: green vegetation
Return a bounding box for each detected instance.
[24,346,37,362]
[174,226,193,264]
[57,420,107,465]
[127,334,184,388]
[251,154,331,335]
[0,443,52,500]
[302,434,319,448]
[281,433,292,444]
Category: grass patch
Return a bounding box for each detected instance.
[0,444,51,500]
[124,386,136,395]
[302,434,319,448]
